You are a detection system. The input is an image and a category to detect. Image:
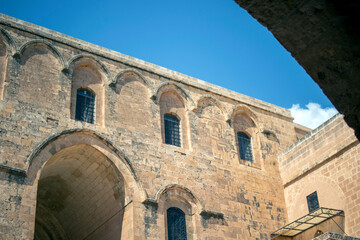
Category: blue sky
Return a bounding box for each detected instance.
[1,0,337,128]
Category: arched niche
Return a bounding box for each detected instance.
[17,40,65,68]
[111,69,151,91]
[26,130,146,240]
[230,106,262,169]
[153,82,195,109]
[16,41,64,110]
[156,185,202,240]
[159,88,190,149]
[193,95,227,116]
[287,176,346,222]
[193,96,230,160]
[112,70,153,133]
[70,60,105,126]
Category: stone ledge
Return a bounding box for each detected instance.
[200,210,224,219]
[314,232,360,240]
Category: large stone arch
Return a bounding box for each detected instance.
[27,129,146,200]
[234,0,360,140]
[26,130,147,239]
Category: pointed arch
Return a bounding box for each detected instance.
[158,83,192,149]
[154,184,203,212]
[288,175,346,222]
[69,56,107,125]
[65,54,111,83]
[228,104,260,127]
[155,184,203,239]
[26,129,147,202]
[111,69,152,91]
[17,39,65,68]
[111,68,154,133]
[0,27,17,55]
[152,81,195,108]
[193,95,227,117]
[230,104,262,169]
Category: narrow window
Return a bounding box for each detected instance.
[237,132,253,162]
[307,191,319,213]
[75,89,95,124]
[167,207,187,240]
[164,114,181,147]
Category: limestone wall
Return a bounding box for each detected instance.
[0,14,301,239]
[279,114,360,236]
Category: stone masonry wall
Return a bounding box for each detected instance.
[0,14,301,239]
[278,114,360,236]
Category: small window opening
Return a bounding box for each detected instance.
[164,114,181,147]
[237,132,253,162]
[75,89,95,124]
[307,191,319,213]
[167,207,187,240]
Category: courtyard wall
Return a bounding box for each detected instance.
[0,13,303,240]
[279,114,360,236]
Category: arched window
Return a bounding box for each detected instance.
[164,114,181,147]
[237,132,253,162]
[75,89,95,123]
[167,207,187,240]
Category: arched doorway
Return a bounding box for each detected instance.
[34,144,125,240]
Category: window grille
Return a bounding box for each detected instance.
[237,132,253,162]
[75,89,95,124]
[307,191,319,213]
[167,207,187,240]
[164,114,181,147]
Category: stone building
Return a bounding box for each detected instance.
[0,14,359,240]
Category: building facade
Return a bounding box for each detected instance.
[0,14,358,240]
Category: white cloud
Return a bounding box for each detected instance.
[289,102,338,129]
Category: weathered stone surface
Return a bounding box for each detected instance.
[279,114,360,236]
[0,14,298,239]
[0,12,358,240]
[314,232,360,240]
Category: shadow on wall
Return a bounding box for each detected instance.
[34,144,126,240]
